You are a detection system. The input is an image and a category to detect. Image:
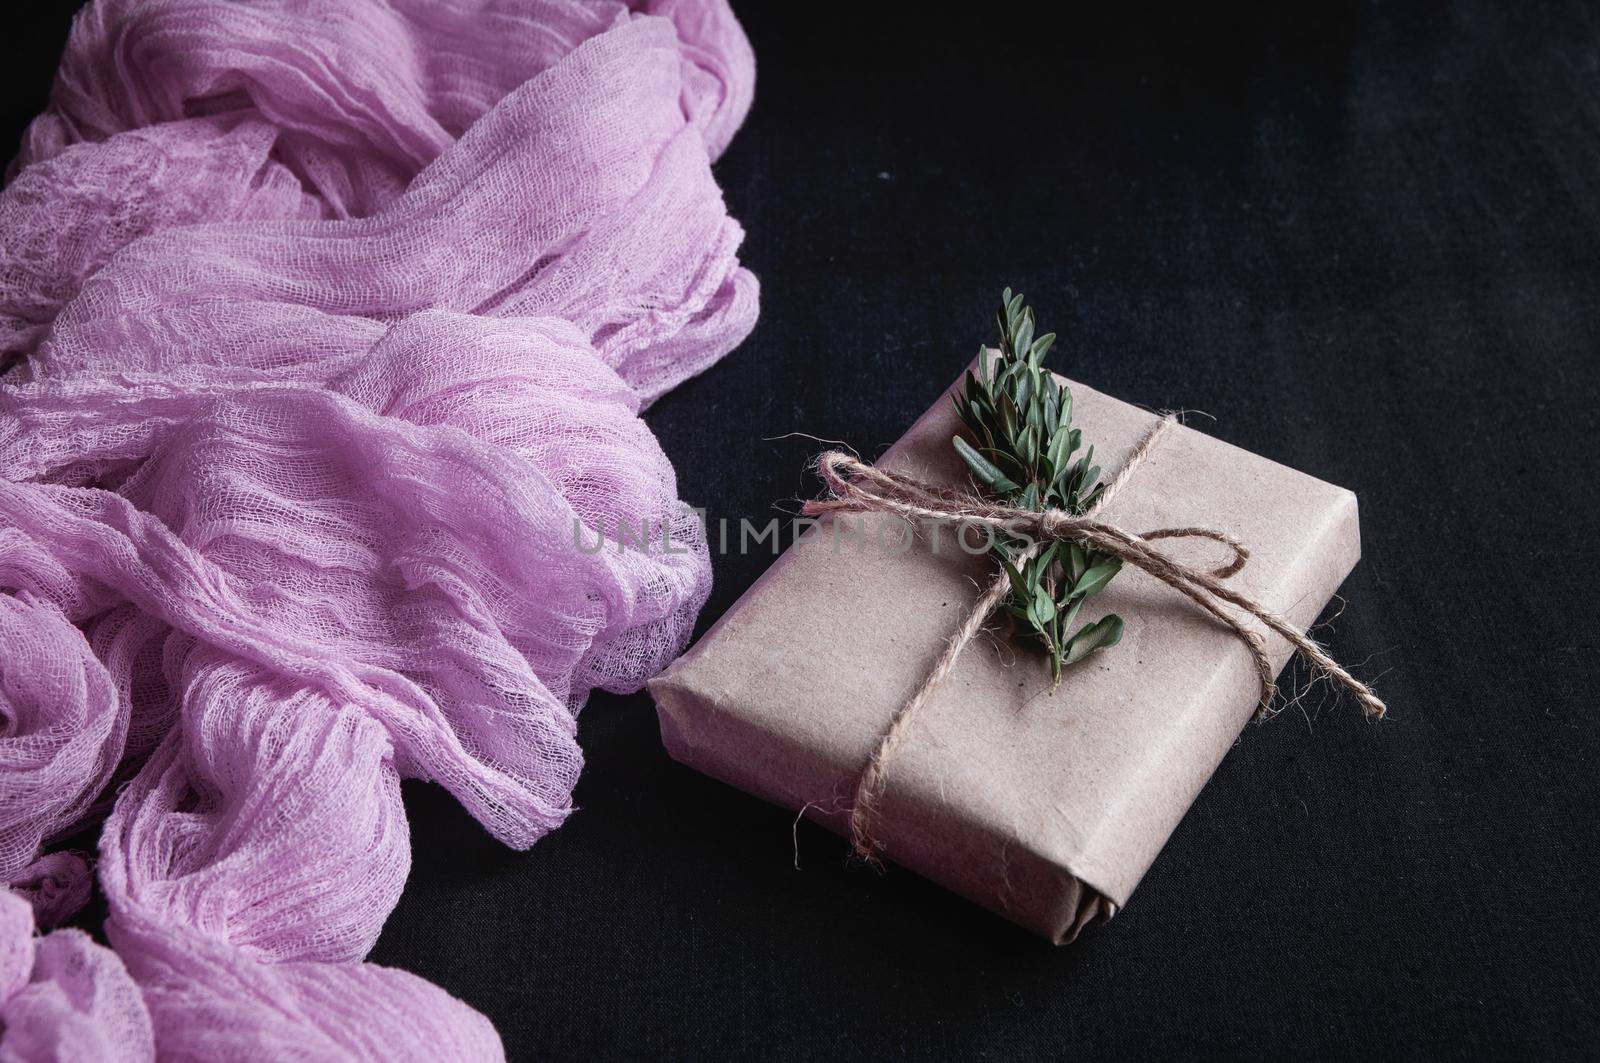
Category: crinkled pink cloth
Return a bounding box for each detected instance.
[0,1,756,1057]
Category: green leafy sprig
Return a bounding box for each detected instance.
[951,289,1125,686]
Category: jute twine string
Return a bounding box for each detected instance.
[801,415,1386,862]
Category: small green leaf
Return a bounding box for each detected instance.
[1078,444,1098,496]
[1013,314,1033,361]
[953,436,1021,493]
[1046,423,1074,479]
[1029,593,1056,628]
[998,554,1030,601]
[1057,457,1085,499]
[1057,595,1085,638]
[1066,542,1088,584]
[998,391,1018,437]
[1074,561,1121,598]
[1064,614,1124,664]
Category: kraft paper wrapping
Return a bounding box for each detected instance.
[648,373,1361,943]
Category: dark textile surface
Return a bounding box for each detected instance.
[8,2,1598,1059]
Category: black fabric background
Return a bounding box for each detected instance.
[9,2,1600,1060]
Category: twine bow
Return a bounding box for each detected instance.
[800,415,1385,861]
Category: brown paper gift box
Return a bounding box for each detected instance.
[648,371,1361,943]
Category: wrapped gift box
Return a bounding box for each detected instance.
[649,371,1361,942]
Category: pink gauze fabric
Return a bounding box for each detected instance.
[0,1,757,1058]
